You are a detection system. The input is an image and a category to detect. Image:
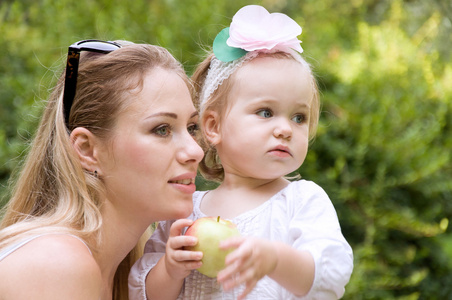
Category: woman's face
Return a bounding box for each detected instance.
[98,67,204,222]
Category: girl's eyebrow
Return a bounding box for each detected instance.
[248,98,311,108]
[298,103,310,109]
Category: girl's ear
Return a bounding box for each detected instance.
[70,128,101,174]
[203,110,222,145]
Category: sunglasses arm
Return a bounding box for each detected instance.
[63,50,80,126]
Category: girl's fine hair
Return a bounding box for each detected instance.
[0,43,189,300]
[192,51,320,182]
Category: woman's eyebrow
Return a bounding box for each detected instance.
[145,111,198,120]
[145,112,178,120]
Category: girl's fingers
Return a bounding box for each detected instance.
[219,258,255,287]
[184,260,203,271]
[169,219,194,237]
[168,235,198,250]
[224,242,253,265]
[238,280,258,300]
[219,236,245,250]
[217,261,237,282]
[221,266,257,293]
[217,250,254,283]
[172,250,202,262]
[172,248,203,262]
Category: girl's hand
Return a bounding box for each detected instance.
[216,237,278,300]
[164,219,203,280]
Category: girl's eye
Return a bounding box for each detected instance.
[257,109,273,118]
[292,114,306,124]
[187,123,199,137]
[152,124,171,137]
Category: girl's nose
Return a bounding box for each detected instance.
[273,118,292,140]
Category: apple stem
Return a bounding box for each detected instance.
[217,216,220,222]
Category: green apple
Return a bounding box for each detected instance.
[185,216,241,278]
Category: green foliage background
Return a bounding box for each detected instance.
[1,0,451,298]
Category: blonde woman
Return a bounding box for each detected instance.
[0,40,204,300]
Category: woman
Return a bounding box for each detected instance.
[0,40,204,299]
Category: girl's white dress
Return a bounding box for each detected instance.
[129,180,353,299]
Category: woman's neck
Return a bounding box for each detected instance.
[94,200,149,300]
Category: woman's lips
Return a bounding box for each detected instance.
[168,174,197,194]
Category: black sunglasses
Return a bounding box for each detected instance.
[63,39,122,127]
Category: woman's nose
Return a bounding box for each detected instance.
[179,134,204,164]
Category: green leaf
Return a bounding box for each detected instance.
[212,27,247,62]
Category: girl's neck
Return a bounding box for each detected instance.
[221,175,288,192]
[201,176,290,219]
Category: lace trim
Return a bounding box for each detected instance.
[199,51,259,112]
[199,50,307,112]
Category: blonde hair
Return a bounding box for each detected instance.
[192,51,320,182]
[0,43,187,299]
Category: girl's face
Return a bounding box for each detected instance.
[212,57,313,180]
[98,68,204,222]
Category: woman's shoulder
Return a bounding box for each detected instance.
[0,234,101,299]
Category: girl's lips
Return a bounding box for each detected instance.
[268,145,292,157]
[268,149,291,158]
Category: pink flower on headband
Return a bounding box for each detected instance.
[227,5,303,53]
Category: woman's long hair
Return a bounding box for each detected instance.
[0,43,189,299]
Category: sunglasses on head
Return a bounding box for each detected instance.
[63,39,122,127]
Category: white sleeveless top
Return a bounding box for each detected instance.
[0,234,92,262]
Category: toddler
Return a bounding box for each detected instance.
[129,5,353,300]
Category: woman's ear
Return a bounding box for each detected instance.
[70,128,100,173]
[203,110,221,145]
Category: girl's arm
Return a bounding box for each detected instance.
[269,243,315,295]
[218,182,353,300]
[217,238,314,299]
[143,219,203,300]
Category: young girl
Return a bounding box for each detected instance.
[129,5,353,300]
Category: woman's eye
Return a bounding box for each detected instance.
[257,109,273,118]
[152,125,171,137]
[292,114,306,124]
[188,123,199,136]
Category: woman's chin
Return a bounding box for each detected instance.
[172,202,194,219]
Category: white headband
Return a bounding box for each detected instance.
[198,5,305,112]
[199,52,258,112]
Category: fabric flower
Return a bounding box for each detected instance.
[227,5,303,53]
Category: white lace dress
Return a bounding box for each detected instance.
[129,180,353,300]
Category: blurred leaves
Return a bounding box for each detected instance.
[299,0,452,298]
[1,0,451,298]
